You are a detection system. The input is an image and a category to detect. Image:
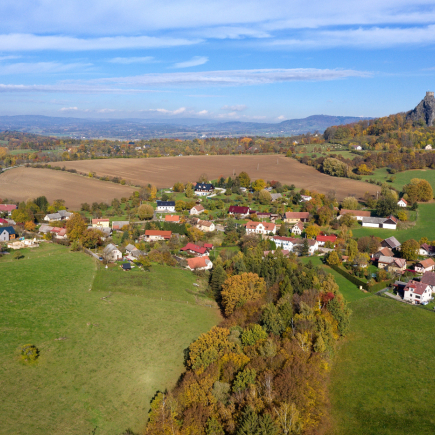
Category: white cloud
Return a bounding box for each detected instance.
[277,115,285,120]
[108,56,155,64]
[0,84,160,93]
[0,55,21,61]
[173,56,209,68]
[221,104,247,111]
[0,61,92,75]
[97,108,116,113]
[101,68,371,87]
[60,107,78,111]
[197,110,208,115]
[0,33,201,51]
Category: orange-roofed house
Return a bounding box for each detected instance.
[245,221,276,235]
[316,234,337,246]
[186,256,213,271]
[165,215,180,223]
[92,218,110,228]
[144,230,172,241]
[415,258,435,274]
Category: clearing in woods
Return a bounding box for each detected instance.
[0,243,220,435]
[61,155,378,200]
[0,166,136,209]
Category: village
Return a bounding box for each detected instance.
[1,172,435,307]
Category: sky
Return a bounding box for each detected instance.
[1,0,435,122]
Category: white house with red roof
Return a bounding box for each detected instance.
[144,230,172,241]
[415,258,435,274]
[180,242,210,256]
[228,206,251,218]
[403,281,432,304]
[245,221,276,235]
[316,234,337,246]
[186,256,213,271]
[291,221,304,235]
[282,212,309,224]
[190,205,205,215]
[397,198,408,208]
[0,204,17,216]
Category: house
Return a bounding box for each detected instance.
[89,226,111,239]
[263,249,290,258]
[397,198,408,208]
[38,224,52,234]
[273,236,296,251]
[112,221,129,230]
[245,221,276,235]
[362,215,398,230]
[180,242,209,256]
[270,193,282,202]
[44,210,72,222]
[190,205,205,215]
[0,218,9,225]
[228,206,251,218]
[415,258,435,274]
[165,215,180,223]
[419,243,435,256]
[403,281,432,304]
[0,226,16,241]
[156,201,175,212]
[186,256,213,271]
[292,238,319,255]
[316,234,337,246]
[420,271,435,291]
[425,144,433,150]
[92,218,110,228]
[377,256,406,272]
[257,212,271,219]
[381,236,401,250]
[125,244,138,256]
[291,221,304,235]
[144,230,172,241]
[299,195,312,202]
[0,204,17,216]
[282,212,310,224]
[102,243,122,262]
[194,183,215,196]
[50,227,67,239]
[339,209,371,221]
[196,219,215,232]
[351,144,362,150]
[372,247,393,260]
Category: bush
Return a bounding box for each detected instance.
[20,344,39,362]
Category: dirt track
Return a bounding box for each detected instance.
[62,155,378,200]
[0,167,136,210]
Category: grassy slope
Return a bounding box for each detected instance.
[329,296,435,435]
[352,202,435,242]
[0,244,219,435]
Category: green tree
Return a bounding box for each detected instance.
[278,223,287,237]
[401,239,420,261]
[238,171,251,188]
[138,204,154,220]
[346,239,358,262]
[261,303,284,335]
[258,189,272,204]
[241,324,268,346]
[341,196,359,210]
[252,179,266,192]
[185,183,194,198]
[326,250,341,265]
[305,224,320,239]
[301,239,309,256]
[210,264,227,296]
[66,213,87,241]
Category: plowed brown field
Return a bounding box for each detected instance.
[0,167,135,209]
[62,155,378,200]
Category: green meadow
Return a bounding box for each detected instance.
[0,243,219,435]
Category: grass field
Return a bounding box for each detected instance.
[352,202,435,242]
[329,296,435,435]
[361,167,435,192]
[0,244,220,435]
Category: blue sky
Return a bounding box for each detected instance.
[1,0,435,122]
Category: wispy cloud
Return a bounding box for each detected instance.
[221,104,247,111]
[0,84,161,94]
[0,33,202,51]
[101,68,371,87]
[0,61,92,75]
[108,56,155,64]
[60,107,79,111]
[0,55,22,61]
[173,56,209,68]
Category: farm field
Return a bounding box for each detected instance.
[0,167,136,209]
[61,155,378,200]
[352,202,435,242]
[0,243,220,435]
[329,296,435,435]
[360,167,435,191]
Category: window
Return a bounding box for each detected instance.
[416,295,420,299]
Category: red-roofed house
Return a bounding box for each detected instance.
[245,221,276,235]
[415,258,435,274]
[186,256,213,271]
[338,209,371,221]
[144,230,172,241]
[190,205,205,215]
[291,221,304,235]
[165,215,180,222]
[0,218,8,225]
[282,212,309,224]
[92,219,110,228]
[50,227,68,239]
[316,234,337,246]
[180,243,209,256]
[0,204,17,216]
[228,206,251,217]
[419,243,435,256]
[397,198,408,207]
[403,280,432,304]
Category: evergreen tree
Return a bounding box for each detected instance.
[257,413,278,435]
[301,239,309,256]
[278,223,287,237]
[210,264,227,297]
[261,303,284,335]
[237,407,259,435]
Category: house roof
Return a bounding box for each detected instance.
[112,221,129,229]
[421,271,435,286]
[181,243,207,254]
[273,236,296,243]
[46,213,62,220]
[340,209,371,217]
[283,212,309,219]
[383,236,401,249]
[417,258,435,268]
[405,281,428,295]
[92,219,109,224]
[316,234,337,243]
[39,224,52,233]
[375,247,393,257]
[379,256,406,268]
[270,193,282,201]
[197,219,213,227]
[51,227,67,236]
[103,243,119,254]
[229,206,250,214]
[125,243,137,252]
[192,205,205,212]
[187,256,211,269]
[157,201,175,207]
[195,183,214,191]
[292,221,304,230]
[145,230,172,239]
[398,198,408,205]
[257,212,271,217]
[165,215,180,222]
[363,217,387,224]
[245,221,275,231]
[1,226,16,235]
[0,218,8,224]
[420,243,435,254]
[292,238,318,247]
[0,204,17,212]
[203,243,213,249]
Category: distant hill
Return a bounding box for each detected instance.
[0,114,370,140]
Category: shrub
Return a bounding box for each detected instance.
[20,344,39,362]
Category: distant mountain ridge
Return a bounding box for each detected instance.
[0,114,370,140]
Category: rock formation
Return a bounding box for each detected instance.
[406,92,435,126]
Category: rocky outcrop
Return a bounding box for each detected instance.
[406,92,435,126]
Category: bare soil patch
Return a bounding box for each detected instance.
[62,155,378,200]
[0,167,135,209]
